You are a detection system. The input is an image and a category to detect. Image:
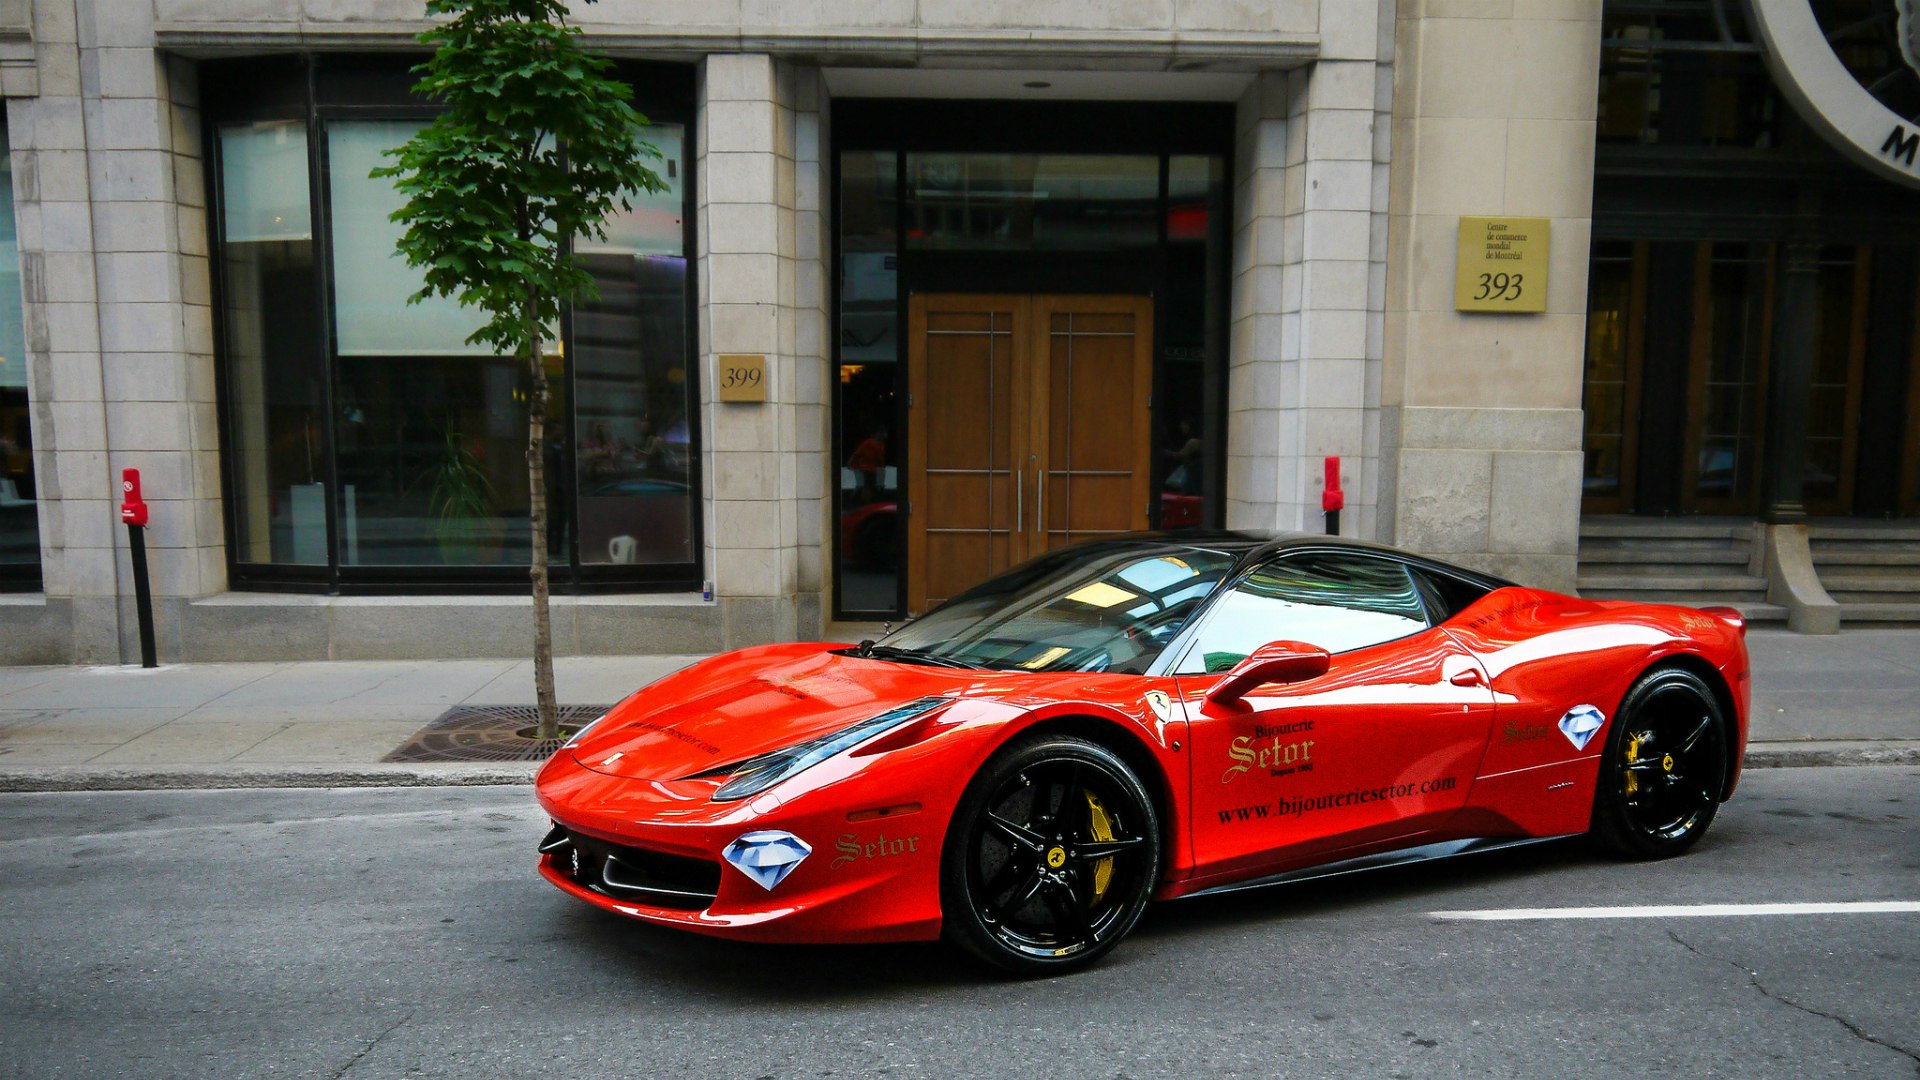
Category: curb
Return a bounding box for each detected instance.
[0,762,538,793]
[0,742,1915,793]
[1742,740,1920,769]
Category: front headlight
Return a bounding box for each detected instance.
[706,696,949,802]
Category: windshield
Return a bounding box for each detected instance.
[877,542,1242,673]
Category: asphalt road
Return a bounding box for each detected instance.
[1,768,1915,1080]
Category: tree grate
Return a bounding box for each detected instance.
[383,704,613,764]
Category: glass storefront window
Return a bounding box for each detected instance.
[206,56,699,587]
[904,153,1158,251]
[1597,5,1781,149]
[573,124,694,567]
[836,151,901,613]
[1161,156,1226,529]
[327,120,492,357]
[326,119,530,568]
[0,117,37,582]
[1581,242,1637,502]
[219,120,324,565]
[1690,243,1770,509]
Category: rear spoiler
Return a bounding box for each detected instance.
[1697,606,1747,637]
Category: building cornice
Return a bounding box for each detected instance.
[153,23,1318,70]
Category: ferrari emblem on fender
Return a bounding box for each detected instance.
[1144,690,1173,721]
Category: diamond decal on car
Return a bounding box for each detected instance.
[1558,704,1607,751]
[722,831,813,891]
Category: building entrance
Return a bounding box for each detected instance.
[906,293,1153,613]
[1581,240,1920,519]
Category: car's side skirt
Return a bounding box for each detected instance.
[1177,834,1577,901]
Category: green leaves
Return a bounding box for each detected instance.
[379,0,667,357]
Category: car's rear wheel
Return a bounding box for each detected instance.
[1590,666,1728,859]
[941,735,1160,976]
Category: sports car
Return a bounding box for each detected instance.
[535,531,1750,974]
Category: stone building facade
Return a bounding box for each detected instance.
[0,0,1732,663]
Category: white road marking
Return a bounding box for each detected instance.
[1431,901,1920,921]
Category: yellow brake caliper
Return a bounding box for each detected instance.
[1623,733,1643,796]
[1084,790,1116,904]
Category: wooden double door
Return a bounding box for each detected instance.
[906,293,1153,613]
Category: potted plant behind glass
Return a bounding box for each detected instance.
[419,424,497,565]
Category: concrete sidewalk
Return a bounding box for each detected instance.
[1,630,1917,791]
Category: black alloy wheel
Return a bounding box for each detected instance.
[941,735,1161,975]
[1591,666,1729,859]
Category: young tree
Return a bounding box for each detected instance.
[379,0,664,739]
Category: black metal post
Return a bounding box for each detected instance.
[126,522,157,668]
[1761,238,1819,525]
[1325,507,1341,536]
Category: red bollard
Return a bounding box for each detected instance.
[1322,456,1345,536]
[120,468,157,668]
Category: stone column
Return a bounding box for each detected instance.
[7,1,222,662]
[11,0,109,661]
[1228,4,1392,538]
[696,54,828,648]
[1378,0,1600,590]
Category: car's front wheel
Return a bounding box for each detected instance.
[941,735,1160,976]
[1590,666,1728,859]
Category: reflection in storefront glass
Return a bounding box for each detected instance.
[903,153,1158,250]
[838,151,901,613]
[573,124,694,567]
[219,120,325,565]
[1581,242,1634,500]
[1160,156,1225,528]
[0,118,35,577]
[328,119,527,567]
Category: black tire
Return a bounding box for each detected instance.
[940,735,1161,976]
[1590,666,1729,859]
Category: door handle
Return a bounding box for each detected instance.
[1037,465,1046,538]
[1449,668,1485,688]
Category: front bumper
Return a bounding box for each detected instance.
[534,750,949,944]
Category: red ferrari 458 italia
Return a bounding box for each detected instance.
[536,532,1750,974]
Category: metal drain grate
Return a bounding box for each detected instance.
[383,704,613,763]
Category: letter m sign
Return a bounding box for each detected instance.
[1884,125,1920,168]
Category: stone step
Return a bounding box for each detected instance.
[1812,548,1920,564]
[1578,573,1768,592]
[1578,545,1750,565]
[1817,576,1920,594]
[1810,543,1920,559]
[1579,520,1751,541]
[1807,524,1920,542]
[1836,602,1920,623]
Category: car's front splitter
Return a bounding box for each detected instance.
[535,750,948,945]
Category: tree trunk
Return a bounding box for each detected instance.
[525,285,560,741]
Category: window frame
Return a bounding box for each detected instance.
[0,115,38,591]
[201,54,702,593]
[1163,548,1440,675]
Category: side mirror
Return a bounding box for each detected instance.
[1205,640,1331,709]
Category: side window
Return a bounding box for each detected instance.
[1173,552,1432,673]
[1407,566,1497,624]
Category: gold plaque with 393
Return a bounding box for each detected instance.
[1454,216,1550,314]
